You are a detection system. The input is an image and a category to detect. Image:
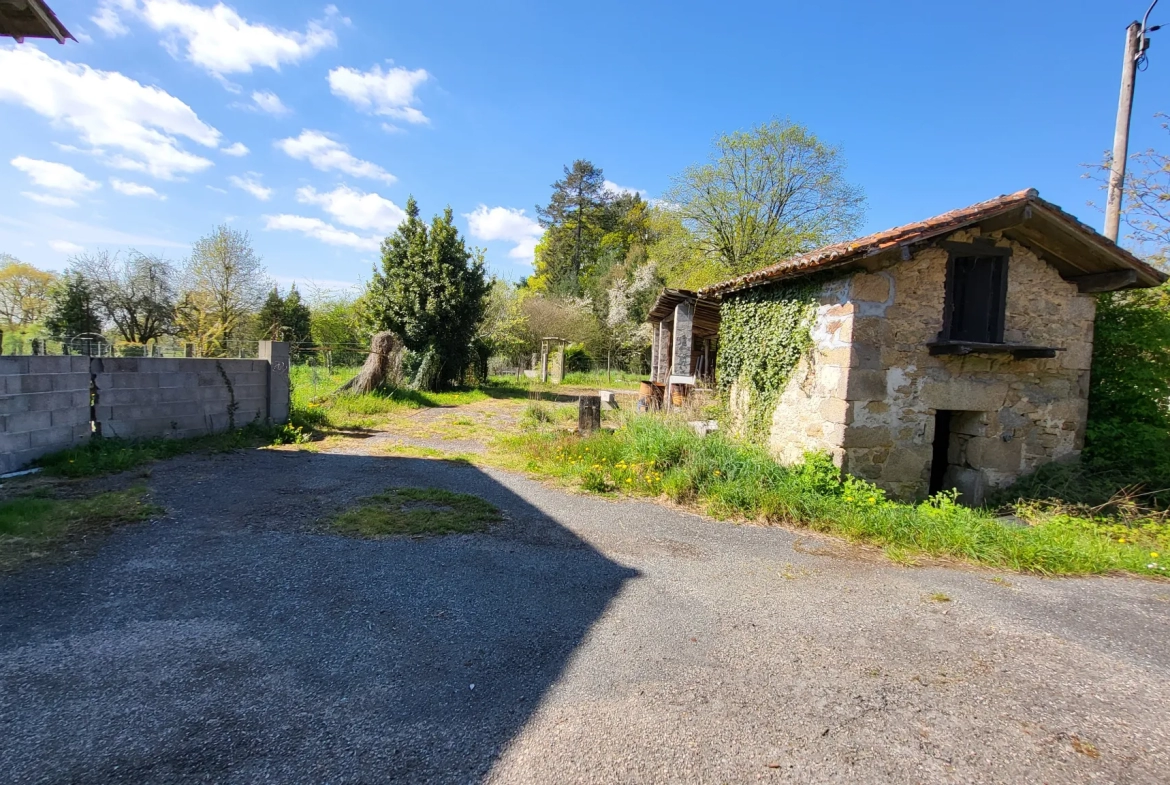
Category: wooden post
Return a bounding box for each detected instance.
[672,300,694,377]
[1105,21,1142,242]
[578,395,601,434]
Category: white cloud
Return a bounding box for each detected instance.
[328,64,429,124]
[50,240,86,254]
[222,142,249,157]
[604,180,647,198]
[95,0,338,77]
[228,173,272,201]
[11,157,100,192]
[23,192,78,208]
[275,130,395,183]
[110,178,165,198]
[464,205,545,264]
[263,214,380,251]
[295,185,404,232]
[0,48,221,180]
[251,90,289,115]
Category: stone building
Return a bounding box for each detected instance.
[649,189,1167,503]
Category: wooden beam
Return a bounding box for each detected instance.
[1071,269,1138,293]
[25,0,64,43]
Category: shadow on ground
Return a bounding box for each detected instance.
[0,451,638,784]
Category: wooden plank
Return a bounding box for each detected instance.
[1072,269,1138,292]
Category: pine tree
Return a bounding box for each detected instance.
[44,271,101,337]
[256,287,285,340]
[364,197,489,391]
[534,160,610,294]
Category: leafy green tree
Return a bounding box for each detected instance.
[665,118,865,276]
[0,253,56,329]
[479,278,529,369]
[257,287,284,340]
[44,271,102,337]
[364,197,489,391]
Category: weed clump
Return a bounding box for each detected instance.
[509,416,1169,577]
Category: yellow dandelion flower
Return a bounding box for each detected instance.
[1119,537,1127,543]
[1153,552,1161,558]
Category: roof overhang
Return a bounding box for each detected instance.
[648,288,721,338]
[698,189,1168,298]
[0,0,73,43]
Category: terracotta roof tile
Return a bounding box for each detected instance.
[698,189,1167,296]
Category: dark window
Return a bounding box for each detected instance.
[944,255,1007,343]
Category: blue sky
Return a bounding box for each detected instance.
[1,0,1167,291]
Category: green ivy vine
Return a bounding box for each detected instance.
[717,278,821,443]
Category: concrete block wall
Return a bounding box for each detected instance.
[0,356,92,474]
[93,357,270,440]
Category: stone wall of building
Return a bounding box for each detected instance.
[740,229,1096,501]
[841,230,1095,500]
[761,277,854,465]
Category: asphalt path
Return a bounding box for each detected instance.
[1,449,1167,783]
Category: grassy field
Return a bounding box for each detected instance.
[503,414,1170,577]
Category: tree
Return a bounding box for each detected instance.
[664,118,866,276]
[364,197,489,391]
[534,160,611,294]
[72,250,178,344]
[1084,114,1170,266]
[257,285,313,344]
[0,253,56,328]
[479,278,530,371]
[44,271,102,337]
[183,226,269,356]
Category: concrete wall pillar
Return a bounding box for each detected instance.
[259,341,290,424]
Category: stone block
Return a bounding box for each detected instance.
[30,424,76,449]
[841,369,887,402]
[852,344,881,370]
[851,317,888,345]
[881,445,932,483]
[920,379,1008,412]
[820,398,851,424]
[943,466,987,506]
[965,436,1023,473]
[51,372,90,392]
[842,425,893,448]
[851,272,891,303]
[5,410,52,433]
[27,356,72,374]
[19,374,53,394]
[70,355,93,373]
[51,407,89,427]
[1060,341,1093,371]
[27,390,79,413]
[0,357,29,375]
[0,393,32,416]
[0,431,32,453]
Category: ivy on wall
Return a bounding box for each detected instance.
[717,278,821,442]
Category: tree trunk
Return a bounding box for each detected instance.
[337,331,402,394]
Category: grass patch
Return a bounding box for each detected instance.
[508,415,1170,577]
[36,423,281,478]
[331,487,502,538]
[0,487,158,570]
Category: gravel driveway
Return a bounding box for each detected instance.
[1,448,1168,783]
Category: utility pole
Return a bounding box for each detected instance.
[1105,22,1142,242]
[1105,4,1161,242]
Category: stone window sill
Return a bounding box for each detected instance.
[926,341,1062,360]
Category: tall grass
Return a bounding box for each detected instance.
[509,416,1169,576]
